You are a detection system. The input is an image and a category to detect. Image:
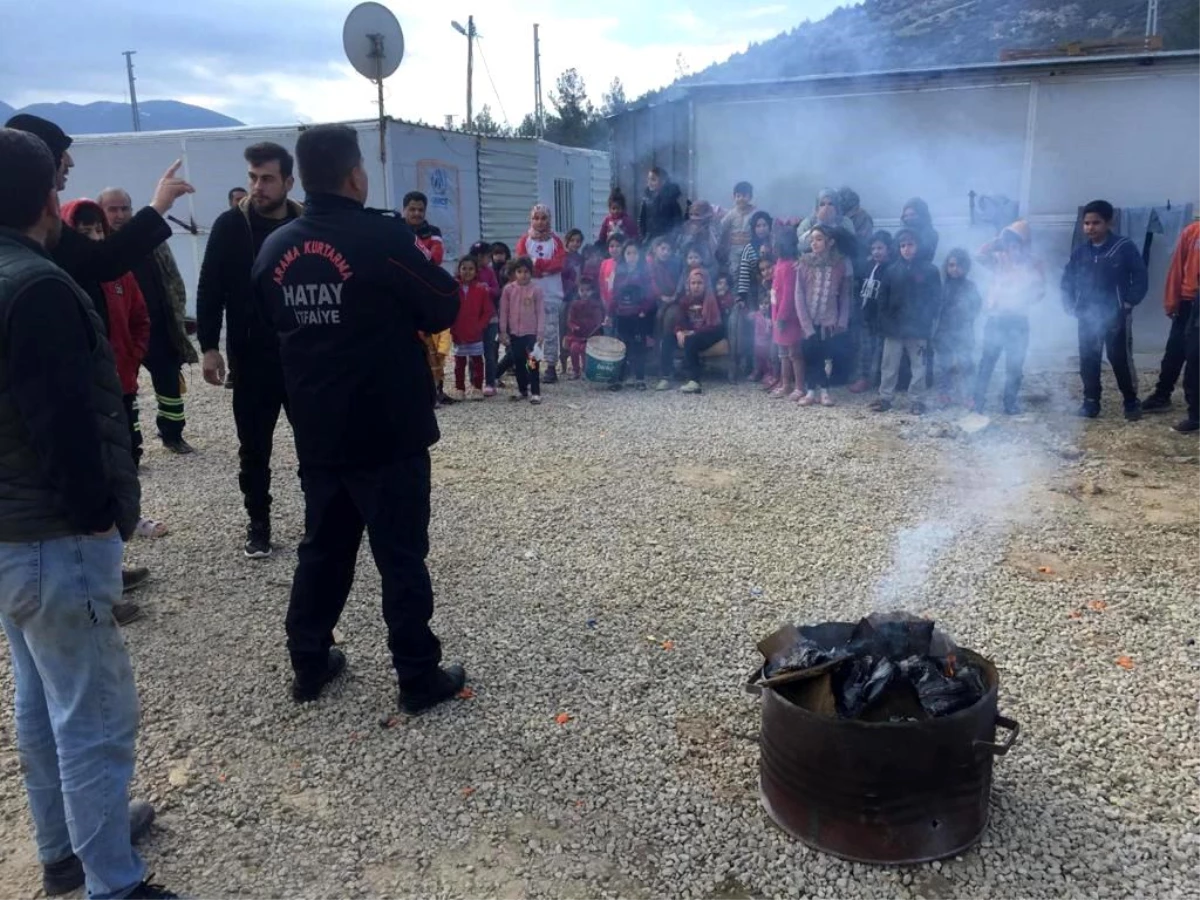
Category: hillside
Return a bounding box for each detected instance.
[681,0,1199,86]
[2,100,242,135]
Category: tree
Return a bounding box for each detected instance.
[601,77,628,117]
[516,113,540,139]
[545,68,599,148]
[470,104,507,136]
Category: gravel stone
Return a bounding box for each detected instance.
[0,365,1195,899]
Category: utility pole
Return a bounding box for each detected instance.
[122,50,141,132]
[1145,0,1159,36]
[451,17,476,129]
[533,24,544,137]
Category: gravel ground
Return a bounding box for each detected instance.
[0,359,1196,900]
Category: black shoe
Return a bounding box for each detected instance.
[398,663,467,714]
[122,566,151,594]
[635,380,648,391]
[1123,398,1142,422]
[438,390,457,405]
[1174,418,1199,434]
[292,647,347,703]
[43,802,157,895]
[114,602,143,626]
[124,880,179,899]
[1003,399,1022,416]
[244,520,272,559]
[1077,399,1101,419]
[225,371,236,390]
[910,401,927,416]
[607,382,623,392]
[868,398,892,412]
[161,437,194,455]
[543,368,558,384]
[1140,393,1171,412]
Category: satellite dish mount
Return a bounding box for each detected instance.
[343,1,405,193]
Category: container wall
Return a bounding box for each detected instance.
[535,142,608,243]
[388,123,481,264]
[478,137,538,249]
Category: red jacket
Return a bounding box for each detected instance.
[598,212,638,246]
[413,222,445,266]
[60,200,150,393]
[567,294,605,338]
[451,278,495,345]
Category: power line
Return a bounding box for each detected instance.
[474,37,509,125]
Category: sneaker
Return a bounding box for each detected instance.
[1003,398,1023,416]
[570,371,582,380]
[762,377,779,392]
[398,663,467,714]
[797,390,817,407]
[910,400,927,416]
[510,391,529,402]
[768,385,788,399]
[124,880,179,899]
[543,368,559,385]
[530,394,542,405]
[292,647,347,703]
[1173,418,1199,434]
[482,385,496,397]
[1077,399,1101,418]
[680,380,702,394]
[122,566,150,593]
[438,390,457,406]
[635,380,647,391]
[113,602,143,626]
[847,378,870,394]
[1123,398,1142,422]
[869,398,892,412]
[43,802,157,895]
[447,388,466,402]
[607,382,624,392]
[161,437,194,455]
[654,379,671,392]
[245,520,272,559]
[820,389,835,407]
[1140,393,1172,412]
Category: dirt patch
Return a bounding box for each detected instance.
[674,711,758,802]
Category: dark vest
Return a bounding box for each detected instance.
[0,231,140,541]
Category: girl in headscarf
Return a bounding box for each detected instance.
[515,204,567,382]
[796,188,858,258]
[677,199,719,262]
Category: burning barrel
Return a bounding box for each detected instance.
[749,615,1019,865]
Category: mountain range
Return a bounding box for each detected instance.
[678,0,1198,88]
[1,99,242,135]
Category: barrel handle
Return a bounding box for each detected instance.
[975,714,1020,757]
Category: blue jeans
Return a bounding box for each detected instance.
[0,533,144,899]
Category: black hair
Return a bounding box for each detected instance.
[1082,200,1114,222]
[607,187,627,211]
[565,228,584,245]
[734,181,753,197]
[775,225,800,260]
[649,166,668,180]
[490,241,511,259]
[244,142,294,179]
[228,186,247,202]
[72,203,105,228]
[578,274,597,288]
[457,255,478,275]
[749,210,773,247]
[606,232,624,247]
[469,241,491,257]
[894,228,919,246]
[403,191,429,209]
[869,230,894,249]
[944,247,972,277]
[295,125,362,195]
[0,128,56,230]
[512,256,534,274]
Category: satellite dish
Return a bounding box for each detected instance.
[343,2,404,81]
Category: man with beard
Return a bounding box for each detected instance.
[98,187,199,455]
[197,143,303,559]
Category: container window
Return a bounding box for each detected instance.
[554,178,575,232]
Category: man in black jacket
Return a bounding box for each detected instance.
[6,113,194,595]
[252,124,467,711]
[198,142,304,558]
[0,128,177,900]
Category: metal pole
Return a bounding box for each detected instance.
[533,24,543,137]
[123,51,141,132]
[466,15,475,129]
[1145,0,1159,36]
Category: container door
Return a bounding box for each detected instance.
[478,137,538,248]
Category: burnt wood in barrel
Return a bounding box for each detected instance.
[759,649,1003,864]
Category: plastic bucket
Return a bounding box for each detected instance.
[585,336,626,382]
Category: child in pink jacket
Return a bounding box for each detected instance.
[499,257,546,404]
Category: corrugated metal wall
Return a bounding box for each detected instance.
[477,137,538,246]
[609,100,692,214]
[589,152,611,242]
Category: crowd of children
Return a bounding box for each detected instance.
[435,178,1177,425]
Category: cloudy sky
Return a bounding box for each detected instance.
[0,0,849,128]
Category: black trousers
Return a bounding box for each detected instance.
[682,325,727,382]
[143,349,184,442]
[286,452,442,683]
[1152,300,1194,400]
[122,394,143,466]
[1185,314,1199,421]
[233,357,290,523]
[974,314,1029,408]
[508,334,541,396]
[615,315,649,382]
[801,331,845,389]
[1078,309,1138,403]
